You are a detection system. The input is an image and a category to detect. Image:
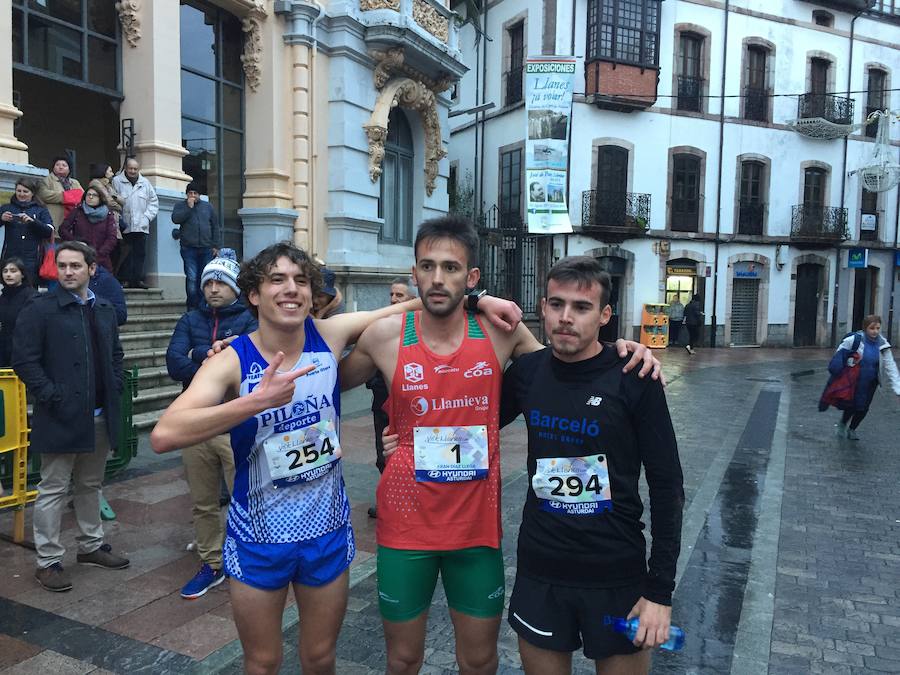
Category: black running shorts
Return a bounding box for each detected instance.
[507,573,645,661]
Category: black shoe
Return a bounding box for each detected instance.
[368,506,377,518]
[35,563,73,592]
[135,281,150,290]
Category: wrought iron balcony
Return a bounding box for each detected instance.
[797,93,854,125]
[677,76,703,112]
[581,190,651,240]
[505,67,523,106]
[737,200,765,235]
[743,87,769,122]
[790,204,849,244]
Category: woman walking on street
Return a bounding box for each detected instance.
[832,315,900,440]
[683,293,704,355]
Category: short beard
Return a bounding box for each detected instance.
[421,290,464,317]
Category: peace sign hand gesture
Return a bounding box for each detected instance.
[249,351,315,411]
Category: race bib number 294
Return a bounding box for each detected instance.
[532,454,612,515]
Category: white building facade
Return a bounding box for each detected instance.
[449,0,900,346]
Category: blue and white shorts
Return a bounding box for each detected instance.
[223,523,355,590]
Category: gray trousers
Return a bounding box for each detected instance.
[33,416,110,568]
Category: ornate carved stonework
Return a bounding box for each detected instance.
[412,0,449,43]
[370,47,453,94]
[115,1,141,48]
[364,77,447,196]
[360,0,401,10]
[241,1,268,93]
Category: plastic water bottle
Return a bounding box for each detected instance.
[611,617,685,652]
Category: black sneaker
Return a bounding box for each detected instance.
[77,544,130,569]
[35,563,73,592]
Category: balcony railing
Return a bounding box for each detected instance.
[743,86,769,122]
[797,93,854,125]
[790,205,849,243]
[506,67,523,106]
[738,200,765,235]
[677,76,703,112]
[581,190,651,239]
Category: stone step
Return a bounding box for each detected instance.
[134,409,163,432]
[123,348,168,370]
[133,384,181,415]
[120,330,173,352]
[126,299,187,316]
[136,365,175,391]
[123,287,165,301]
[119,314,183,334]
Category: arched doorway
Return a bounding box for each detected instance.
[596,255,626,342]
[793,262,823,346]
[378,108,414,245]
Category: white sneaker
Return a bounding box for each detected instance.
[835,422,847,437]
[846,429,860,441]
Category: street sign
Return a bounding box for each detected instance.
[848,248,868,269]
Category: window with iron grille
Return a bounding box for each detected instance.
[672,154,700,232]
[586,0,660,68]
[677,33,703,112]
[743,46,769,122]
[738,161,765,235]
[865,69,887,138]
[871,0,900,17]
[505,22,525,106]
[500,148,523,227]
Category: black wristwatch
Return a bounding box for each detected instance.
[466,289,487,312]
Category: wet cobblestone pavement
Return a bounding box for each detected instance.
[4,347,900,673]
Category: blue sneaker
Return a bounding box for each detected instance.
[180,563,226,599]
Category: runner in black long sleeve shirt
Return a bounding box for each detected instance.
[500,256,684,675]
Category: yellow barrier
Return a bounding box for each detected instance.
[0,369,35,543]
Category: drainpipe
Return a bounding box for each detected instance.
[888,145,900,341]
[564,0,576,259]
[831,10,861,345]
[709,0,729,348]
[473,22,481,215]
[477,2,488,217]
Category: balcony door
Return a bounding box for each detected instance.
[744,46,768,121]
[672,154,701,231]
[677,34,702,112]
[739,161,764,235]
[801,167,826,233]
[596,146,628,226]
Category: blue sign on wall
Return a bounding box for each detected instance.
[895,250,900,267]
[848,248,868,269]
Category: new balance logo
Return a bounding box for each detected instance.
[586,396,603,406]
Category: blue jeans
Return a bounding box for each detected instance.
[181,246,215,310]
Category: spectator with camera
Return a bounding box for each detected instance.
[0,177,54,285]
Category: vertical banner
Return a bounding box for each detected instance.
[525,56,575,235]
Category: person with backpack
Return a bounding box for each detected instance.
[824,315,900,440]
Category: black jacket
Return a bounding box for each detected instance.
[12,285,124,454]
[0,284,36,365]
[684,300,704,327]
[171,199,219,248]
[166,299,257,387]
[0,198,54,281]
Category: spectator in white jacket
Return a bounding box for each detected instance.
[112,157,158,289]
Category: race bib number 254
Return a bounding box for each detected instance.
[263,419,341,486]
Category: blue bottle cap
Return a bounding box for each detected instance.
[612,618,628,633]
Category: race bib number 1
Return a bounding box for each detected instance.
[532,455,612,515]
[263,419,341,486]
[414,425,489,482]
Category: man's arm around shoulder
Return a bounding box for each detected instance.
[338,314,400,392]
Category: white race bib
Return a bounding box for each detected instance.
[413,425,489,482]
[532,454,612,515]
[263,419,341,486]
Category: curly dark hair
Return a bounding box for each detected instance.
[238,242,323,318]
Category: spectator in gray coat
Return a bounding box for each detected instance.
[171,182,220,310]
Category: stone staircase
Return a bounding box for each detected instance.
[121,288,184,432]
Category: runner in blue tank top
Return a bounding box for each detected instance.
[151,242,523,675]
